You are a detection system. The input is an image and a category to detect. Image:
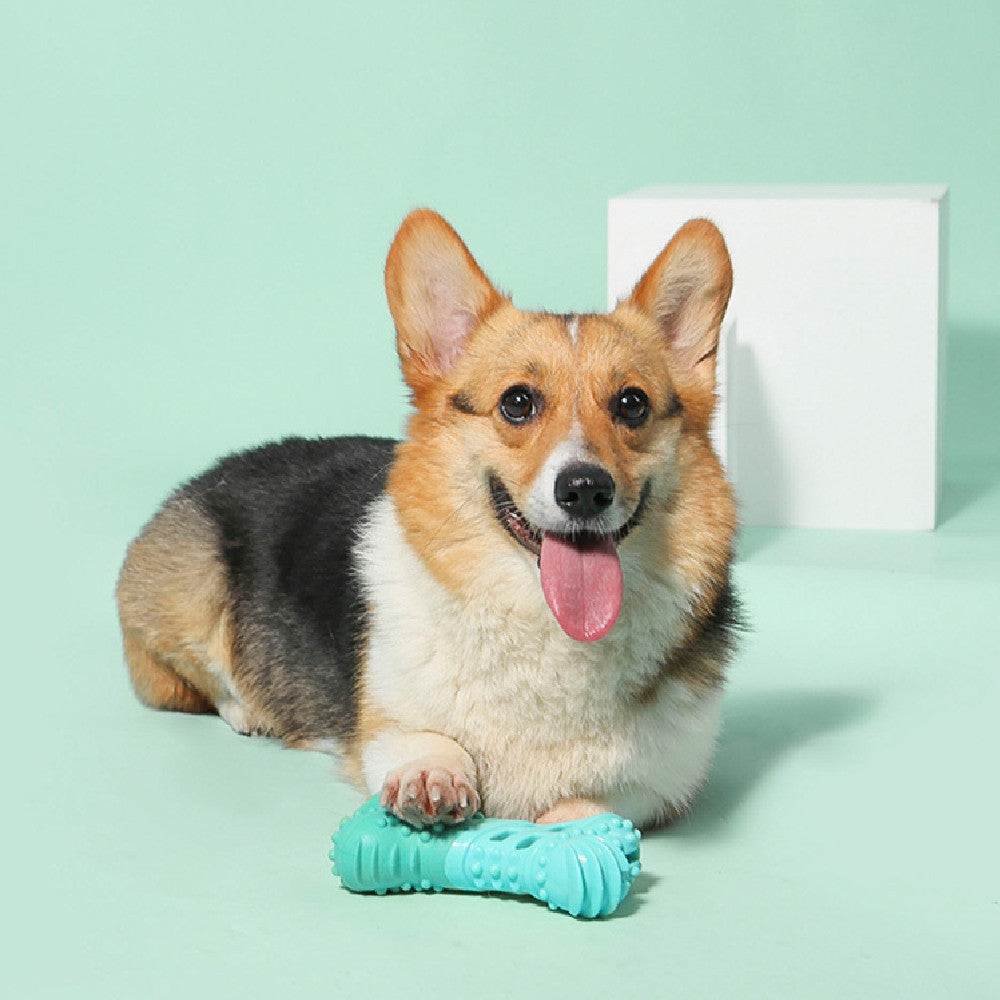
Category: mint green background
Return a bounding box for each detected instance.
[3,3,998,997]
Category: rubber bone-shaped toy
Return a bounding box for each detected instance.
[330,796,641,918]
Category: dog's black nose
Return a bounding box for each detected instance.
[554,464,616,520]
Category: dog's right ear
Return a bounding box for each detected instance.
[385,209,506,394]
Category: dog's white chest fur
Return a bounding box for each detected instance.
[356,495,722,824]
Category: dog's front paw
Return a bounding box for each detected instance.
[535,797,609,824]
[379,761,481,827]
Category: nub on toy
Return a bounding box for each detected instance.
[330,796,641,918]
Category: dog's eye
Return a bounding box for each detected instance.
[499,385,537,424]
[614,387,650,428]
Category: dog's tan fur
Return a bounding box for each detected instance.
[118,496,235,713]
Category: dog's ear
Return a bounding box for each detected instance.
[625,219,732,395]
[385,209,506,393]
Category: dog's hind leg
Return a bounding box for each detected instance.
[116,493,257,731]
[122,629,214,715]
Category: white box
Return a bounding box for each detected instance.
[608,185,948,530]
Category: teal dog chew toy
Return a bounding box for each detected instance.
[330,796,641,918]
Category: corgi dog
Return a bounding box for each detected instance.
[117,209,739,830]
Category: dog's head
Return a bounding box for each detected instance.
[384,209,733,642]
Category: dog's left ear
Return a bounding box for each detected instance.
[625,219,733,395]
[385,209,506,394]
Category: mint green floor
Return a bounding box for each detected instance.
[6,3,1000,995]
[4,330,997,998]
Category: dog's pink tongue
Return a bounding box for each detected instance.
[539,534,623,642]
